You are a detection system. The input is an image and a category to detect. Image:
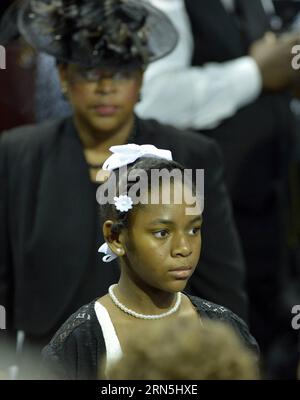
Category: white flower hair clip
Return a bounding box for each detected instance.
[113,195,133,213]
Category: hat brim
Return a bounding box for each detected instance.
[17,0,178,67]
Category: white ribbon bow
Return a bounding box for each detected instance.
[98,242,118,263]
[102,143,173,171]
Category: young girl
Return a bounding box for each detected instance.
[42,144,258,380]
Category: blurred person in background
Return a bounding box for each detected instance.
[134,0,300,376]
[105,318,259,380]
[0,0,36,131]
[0,0,72,123]
[0,0,247,378]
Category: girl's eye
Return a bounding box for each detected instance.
[153,230,169,239]
[189,227,201,236]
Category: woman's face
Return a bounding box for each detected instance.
[58,63,143,133]
[120,182,202,294]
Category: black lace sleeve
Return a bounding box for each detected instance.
[220,308,259,355]
[41,302,105,380]
[188,295,259,355]
[42,338,75,380]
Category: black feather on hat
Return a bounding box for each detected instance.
[14,0,178,67]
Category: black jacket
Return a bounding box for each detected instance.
[42,294,259,380]
[0,117,246,338]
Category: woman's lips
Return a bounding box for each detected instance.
[93,105,120,116]
[168,267,192,280]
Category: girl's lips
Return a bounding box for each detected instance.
[93,105,120,116]
[168,268,192,280]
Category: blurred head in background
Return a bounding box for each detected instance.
[103,318,260,380]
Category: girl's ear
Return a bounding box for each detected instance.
[103,220,125,257]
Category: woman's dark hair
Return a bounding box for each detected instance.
[98,156,192,234]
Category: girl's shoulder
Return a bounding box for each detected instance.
[186,294,260,355]
[187,294,234,317]
[47,301,99,348]
[42,301,103,379]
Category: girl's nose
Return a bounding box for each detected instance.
[171,233,192,257]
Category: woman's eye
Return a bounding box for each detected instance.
[153,230,169,239]
[189,227,201,236]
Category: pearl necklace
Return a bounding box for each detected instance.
[108,284,182,320]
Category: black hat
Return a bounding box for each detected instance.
[16,0,178,67]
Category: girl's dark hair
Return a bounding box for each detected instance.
[98,156,190,234]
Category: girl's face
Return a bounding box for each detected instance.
[58,63,143,133]
[120,182,202,293]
